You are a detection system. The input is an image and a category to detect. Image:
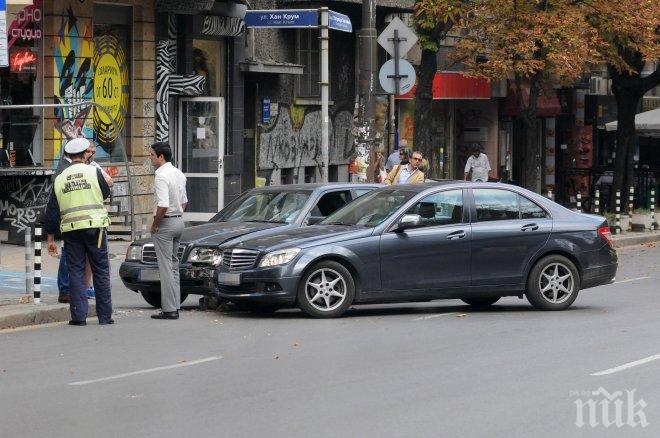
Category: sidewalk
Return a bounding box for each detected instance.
[0,239,131,330]
[1,231,659,330]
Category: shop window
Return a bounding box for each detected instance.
[193,39,226,97]
[92,4,133,161]
[0,0,44,167]
[305,166,316,183]
[296,29,321,99]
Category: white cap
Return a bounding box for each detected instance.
[64,138,91,155]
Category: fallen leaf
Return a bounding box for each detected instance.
[456,313,468,318]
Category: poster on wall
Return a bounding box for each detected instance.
[0,0,8,67]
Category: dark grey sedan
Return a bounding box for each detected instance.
[214,182,617,317]
[119,183,378,307]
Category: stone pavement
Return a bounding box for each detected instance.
[0,231,659,330]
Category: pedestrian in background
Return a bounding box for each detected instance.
[149,142,187,320]
[464,144,492,182]
[384,150,425,185]
[385,139,408,172]
[45,138,113,326]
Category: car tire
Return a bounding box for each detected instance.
[461,297,500,307]
[297,261,355,318]
[526,255,580,311]
[140,290,189,308]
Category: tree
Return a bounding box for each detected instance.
[412,1,470,178]
[581,1,660,210]
[452,0,603,191]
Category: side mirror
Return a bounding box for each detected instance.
[307,216,325,225]
[395,214,421,232]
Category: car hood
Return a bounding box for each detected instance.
[131,221,287,247]
[229,225,372,252]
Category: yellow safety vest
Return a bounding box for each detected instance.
[54,163,110,233]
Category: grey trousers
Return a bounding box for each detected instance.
[153,217,184,312]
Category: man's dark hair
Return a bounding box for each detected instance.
[399,148,412,160]
[151,142,172,162]
[69,151,86,160]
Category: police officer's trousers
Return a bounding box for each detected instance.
[62,228,112,323]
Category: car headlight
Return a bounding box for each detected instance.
[187,247,223,266]
[126,245,142,261]
[259,248,301,268]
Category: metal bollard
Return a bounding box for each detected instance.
[25,228,33,296]
[614,190,621,235]
[628,186,634,231]
[576,192,582,212]
[594,188,600,215]
[34,226,42,304]
[651,188,657,231]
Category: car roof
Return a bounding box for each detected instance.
[251,183,380,192]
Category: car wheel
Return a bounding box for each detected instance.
[461,297,500,307]
[139,291,189,308]
[297,261,355,318]
[526,255,580,311]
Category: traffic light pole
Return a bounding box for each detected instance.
[356,0,377,182]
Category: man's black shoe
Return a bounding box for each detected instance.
[151,311,179,320]
[68,320,86,326]
[99,319,115,325]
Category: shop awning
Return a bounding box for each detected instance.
[397,72,491,100]
[605,108,660,137]
[500,82,561,118]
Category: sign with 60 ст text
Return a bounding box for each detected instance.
[245,10,318,28]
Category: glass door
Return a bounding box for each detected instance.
[177,97,225,222]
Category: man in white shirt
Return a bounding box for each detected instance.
[149,142,188,320]
[464,145,492,182]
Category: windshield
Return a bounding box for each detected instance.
[322,188,417,227]
[210,190,312,224]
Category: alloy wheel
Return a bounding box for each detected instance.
[305,268,347,312]
[538,263,575,304]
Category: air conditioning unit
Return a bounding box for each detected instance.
[589,77,611,95]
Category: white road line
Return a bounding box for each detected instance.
[591,354,660,376]
[612,276,651,284]
[413,313,456,321]
[69,356,222,386]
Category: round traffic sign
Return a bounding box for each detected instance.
[378,59,416,95]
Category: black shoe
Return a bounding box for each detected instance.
[68,320,86,326]
[151,311,179,320]
[99,319,115,325]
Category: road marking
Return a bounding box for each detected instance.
[612,276,651,284]
[591,354,660,376]
[69,356,222,386]
[413,313,456,321]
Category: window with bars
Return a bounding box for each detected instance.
[296,29,321,98]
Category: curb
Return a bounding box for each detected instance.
[0,303,97,331]
[612,232,660,249]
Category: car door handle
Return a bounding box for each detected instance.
[521,223,539,232]
[447,230,466,240]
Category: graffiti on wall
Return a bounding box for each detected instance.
[259,106,353,169]
[53,5,94,158]
[0,176,53,239]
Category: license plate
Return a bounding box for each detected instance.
[217,272,241,286]
[138,269,160,282]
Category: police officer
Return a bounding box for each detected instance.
[45,138,113,326]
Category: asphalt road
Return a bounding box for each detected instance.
[1,244,659,438]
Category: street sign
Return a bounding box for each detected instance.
[245,9,318,28]
[0,0,8,67]
[377,17,418,59]
[328,11,352,33]
[262,98,271,124]
[378,58,416,95]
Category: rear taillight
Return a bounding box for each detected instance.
[598,226,613,246]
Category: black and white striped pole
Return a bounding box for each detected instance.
[594,188,600,215]
[651,187,657,231]
[614,190,621,234]
[576,192,582,212]
[34,226,42,304]
[628,186,634,232]
[25,227,33,296]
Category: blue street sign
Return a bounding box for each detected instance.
[245,9,318,28]
[262,98,271,124]
[328,11,352,33]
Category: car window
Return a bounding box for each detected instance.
[211,190,312,223]
[314,190,351,217]
[405,190,463,227]
[354,188,373,198]
[322,188,417,227]
[519,195,548,219]
[473,189,519,222]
